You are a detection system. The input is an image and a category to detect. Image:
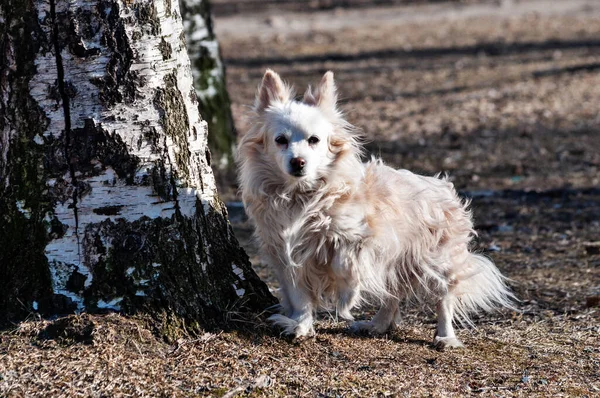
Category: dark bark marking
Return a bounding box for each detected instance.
[68,6,102,58]
[93,205,124,216]
[135,2,161,36]
[205,148,212,167]
[162,133,181,218]
[48,175,74,205]
[63,81,78,99]
[139,121,160,152]
[164,0,172,17]
[153,71,192,183]
[158,36,172,60]
[47,81,62,106]
[66,269,87,293]
[70,42,101,58]
[80,217,221,325]
[0,0,56,323]
[136,121,176,199]
[70,118,139,183]
[48,215,68,239]
[150,158,174,201]
[200,201,277,317]
[189,87,198,104]
[43,134,69,178]
[96,0,137,106]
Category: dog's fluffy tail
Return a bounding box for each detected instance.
[451,253,516,326]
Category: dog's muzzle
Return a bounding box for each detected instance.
[289,157,306,177]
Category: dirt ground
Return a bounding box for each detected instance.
[2,0,599,396]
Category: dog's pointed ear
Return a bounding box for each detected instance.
[314,71,337,111]
[256,69,289,112]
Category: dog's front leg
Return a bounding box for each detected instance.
[332,254,360,321]
[269,265,315,339]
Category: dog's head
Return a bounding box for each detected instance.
[238,69,358,192]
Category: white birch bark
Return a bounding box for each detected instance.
[0,0,274,325]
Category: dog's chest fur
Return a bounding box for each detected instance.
[250,184,370,271]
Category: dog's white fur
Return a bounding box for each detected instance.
[237,70,514,348]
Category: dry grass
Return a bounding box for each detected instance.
[3,1,600,396]
[1,307,598,396]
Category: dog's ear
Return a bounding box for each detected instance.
[313,71,337,111]
[256,69,289,112]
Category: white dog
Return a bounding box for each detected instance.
[237,69,513,348]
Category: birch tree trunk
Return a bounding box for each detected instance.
[179,0,236,173]
[0,0,275,328]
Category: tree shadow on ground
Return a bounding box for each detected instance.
[362,124,599,192]
[225,38,600,67]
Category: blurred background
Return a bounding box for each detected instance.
[210,0,599,200]
[209,0,600,318]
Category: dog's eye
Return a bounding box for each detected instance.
[308,136,320,145]
[275,136,288,146]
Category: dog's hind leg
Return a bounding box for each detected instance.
[350,299,399,334]
[433,294,463,349]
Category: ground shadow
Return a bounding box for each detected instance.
[225,38,600,67]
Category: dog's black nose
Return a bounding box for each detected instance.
[290,157,306,175]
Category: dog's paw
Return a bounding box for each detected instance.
[268,314,315,339]
[337,309,354,321]
[433,335,464,350]
[349,320,394,335]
